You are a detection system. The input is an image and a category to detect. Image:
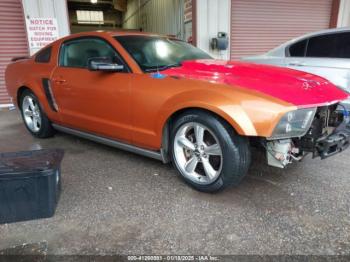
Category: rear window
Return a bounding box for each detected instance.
[35,46,52,63]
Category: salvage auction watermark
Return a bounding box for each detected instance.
[128,255,219,261]
[0,255,349,262]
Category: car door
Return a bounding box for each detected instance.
[51,37,132,143]
[284,33,350,92]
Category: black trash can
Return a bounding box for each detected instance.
[0,149,64,224]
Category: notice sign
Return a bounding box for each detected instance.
[26,18,59,50]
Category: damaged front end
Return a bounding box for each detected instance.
[266,104,350,168]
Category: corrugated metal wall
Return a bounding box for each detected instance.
[122,0,184,39]
[0,0,28,106]
[230,0,333,59]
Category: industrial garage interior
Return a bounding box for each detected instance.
[1,0,341,107]
[67,0,190,41]
[0,0,194,107]
[1,0,350,258]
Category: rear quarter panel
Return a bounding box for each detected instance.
[5,43,61,123]
[5,59,32,100]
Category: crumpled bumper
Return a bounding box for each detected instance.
[315,121,350,159]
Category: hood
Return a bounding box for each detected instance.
[163,60,349,107]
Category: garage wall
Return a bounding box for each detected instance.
[122,0,184,39]
[338,0,350,27]
[22,0,70,55]
[230,0,333,59]
[0,0,71,107]
[196,0,231,60]
[0,0,28,106]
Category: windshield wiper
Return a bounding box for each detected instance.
[144,63,182,73]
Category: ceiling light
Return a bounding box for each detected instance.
[91,0,97,4]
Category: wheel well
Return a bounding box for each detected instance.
[16,86,30,108]
[161,107,236,162]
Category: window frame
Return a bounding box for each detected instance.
[35,46,52,63]
[58,36,131,72]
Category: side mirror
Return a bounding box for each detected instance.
[88,57,124,72]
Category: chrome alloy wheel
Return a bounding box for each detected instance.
[22,96,42,133]
[173,122,223,185]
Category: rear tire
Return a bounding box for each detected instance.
[20,89,55,138]
[170,110,251,192]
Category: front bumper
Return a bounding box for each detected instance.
[266,107,350,168]
[314,121,350,159]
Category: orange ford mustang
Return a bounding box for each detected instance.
[5,31,350,192]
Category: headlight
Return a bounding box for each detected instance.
[269,108,317,139]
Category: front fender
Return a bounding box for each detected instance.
[155,89,258,138]
[155,83,296,146]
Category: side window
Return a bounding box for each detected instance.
[334,32,350,58]
[59,38,123,69]
[306,34,337,58]
[35,46,52,63]
[288,39,307,57]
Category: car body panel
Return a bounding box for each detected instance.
[245,56,350,93]
[5,31,349,152]
[284,57,350,92]
[243,27,350,107]
[51,66,133,143]
[163,60,348,107]
[132,74,297,148]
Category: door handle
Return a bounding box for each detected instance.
[52,78,66,84]
[288,62,305,66]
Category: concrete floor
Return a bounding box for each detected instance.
[0,110,349,255]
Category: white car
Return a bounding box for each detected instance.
[243,27,350,109]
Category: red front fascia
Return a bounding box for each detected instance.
[163,60,349,107]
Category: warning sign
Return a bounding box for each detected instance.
[26,18,59,50]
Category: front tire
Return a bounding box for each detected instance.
[20,90,55,138]
[170,110,251,192]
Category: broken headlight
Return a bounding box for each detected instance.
[269,108,317,139]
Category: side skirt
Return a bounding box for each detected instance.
[52,124,165,162]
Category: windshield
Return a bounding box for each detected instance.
[115,35,212,72]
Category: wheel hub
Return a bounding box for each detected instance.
[192,145,207,159]
[22,96,41,133]
[173,122,223,185]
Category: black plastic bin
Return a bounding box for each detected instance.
[0,149,64,224]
